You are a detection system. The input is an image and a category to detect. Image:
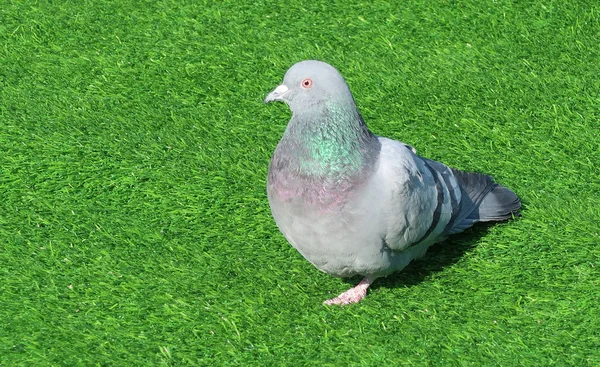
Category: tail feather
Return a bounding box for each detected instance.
[471,184,521,221]
[446,168,521,235]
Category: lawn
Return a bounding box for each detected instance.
[1,0,599,365]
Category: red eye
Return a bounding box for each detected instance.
[301,78,313,88]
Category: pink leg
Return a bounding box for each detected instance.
[323,276,377,306]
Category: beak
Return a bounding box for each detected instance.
[264,84,290,103]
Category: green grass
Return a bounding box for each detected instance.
[1,0,599,365]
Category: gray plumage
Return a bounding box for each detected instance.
[265,60,520,305]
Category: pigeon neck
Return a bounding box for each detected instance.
[282,101,380,178]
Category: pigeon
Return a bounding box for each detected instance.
[264,60,520,305]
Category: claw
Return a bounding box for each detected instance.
[323,276,377,306]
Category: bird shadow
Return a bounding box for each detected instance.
[343,222,501,291]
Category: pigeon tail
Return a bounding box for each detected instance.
[446,168,521,235]
[471,184,521,221]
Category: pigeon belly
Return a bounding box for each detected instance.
[267,171,394,278]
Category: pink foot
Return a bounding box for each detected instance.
[323,276,377,306]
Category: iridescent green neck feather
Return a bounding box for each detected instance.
[275,100,380,180]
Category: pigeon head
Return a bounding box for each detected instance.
[264,60,355,114]
[264,60,380,180]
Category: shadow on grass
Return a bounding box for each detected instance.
[344,222,501,291]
